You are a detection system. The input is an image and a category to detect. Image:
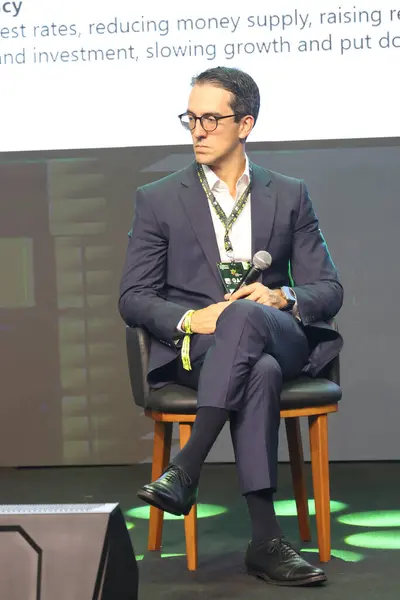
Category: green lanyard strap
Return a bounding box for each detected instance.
[197,164,251,254]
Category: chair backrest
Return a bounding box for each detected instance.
[125,321,341,407]
[324,319,340,386]
[126,326,151,408]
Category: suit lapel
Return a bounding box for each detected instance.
[178,161,278,288]
[179,163,222,290]
[250,162,277,256]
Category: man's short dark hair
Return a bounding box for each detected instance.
[191,66,260,124]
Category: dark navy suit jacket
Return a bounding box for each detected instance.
[119,161,344,387]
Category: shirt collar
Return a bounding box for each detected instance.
[202,155,250,191]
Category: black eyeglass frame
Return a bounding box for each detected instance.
[178,112,242,132]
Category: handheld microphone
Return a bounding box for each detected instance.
[232,250,272,293]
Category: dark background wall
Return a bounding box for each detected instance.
[0,138,398,466]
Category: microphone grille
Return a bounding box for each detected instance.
[253,251,272,270]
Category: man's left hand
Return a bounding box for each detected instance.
[224,283,287,309]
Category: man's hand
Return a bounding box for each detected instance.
[190,302,231,334]
[224,283,287,309]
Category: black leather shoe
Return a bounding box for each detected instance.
[245,538,327,586]
[137,465,198,516]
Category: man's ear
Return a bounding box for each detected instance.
[239,115,255,140]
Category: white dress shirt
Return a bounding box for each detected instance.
[202,156,252,262]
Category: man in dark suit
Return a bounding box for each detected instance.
[119,67,343,586]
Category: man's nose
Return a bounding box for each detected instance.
[192,119,207,139]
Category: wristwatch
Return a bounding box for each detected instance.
[280,286,296,311]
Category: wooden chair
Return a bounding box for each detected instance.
[126,325,342,571]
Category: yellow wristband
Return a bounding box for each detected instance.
[182,310,195,334]
[181,310,195,371]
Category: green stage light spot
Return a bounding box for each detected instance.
[125,503,227,521]
[301,548,364,562]
[274,499,347,516]
[134,553,185,562]
[125,521,135,530]
[338,511,400,528]
[345,531,400,550]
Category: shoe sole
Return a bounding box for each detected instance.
[137,488,192,516]
[247,568,327,587]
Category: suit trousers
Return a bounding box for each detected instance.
[175,299,310,493]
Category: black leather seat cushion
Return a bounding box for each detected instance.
[147,376,342,414]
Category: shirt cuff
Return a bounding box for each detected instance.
[177,310,193,332]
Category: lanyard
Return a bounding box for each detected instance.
[197,164,251,255]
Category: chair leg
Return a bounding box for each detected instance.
[148,420,172,552]
[179,422,198,571]
[285,417,311,542]
[308,414,331,562]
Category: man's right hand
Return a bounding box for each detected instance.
[190,302,231,334]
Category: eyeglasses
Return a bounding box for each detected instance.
[178,112,241,132]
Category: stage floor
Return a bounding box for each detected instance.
[1,462,399,599]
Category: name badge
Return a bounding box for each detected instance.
[217,261,251,294]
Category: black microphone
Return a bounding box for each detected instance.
[232,250,272,293]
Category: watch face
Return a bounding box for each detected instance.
[287,291,296,303]
[282,287,294,302]
[281,287,295,309]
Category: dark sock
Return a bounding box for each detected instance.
[245,488,283,544]
[172,407,228,483]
